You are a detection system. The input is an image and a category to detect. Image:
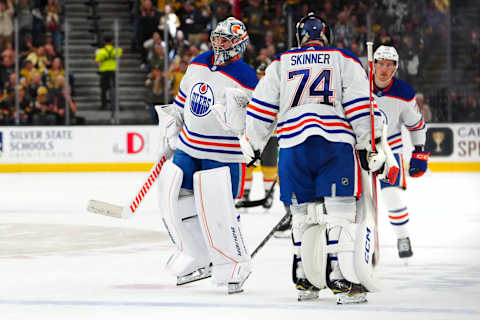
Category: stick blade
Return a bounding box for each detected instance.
[87,199,126,219]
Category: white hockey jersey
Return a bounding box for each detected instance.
[246,46,383,151]
[172,51,258,163]
[373,77,426,153]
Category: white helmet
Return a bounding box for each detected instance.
[374,45,399,64]
[210,17,249,67]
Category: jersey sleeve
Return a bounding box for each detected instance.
[401,94,426,147]
[340,53,383,143]
[246,60,280,150]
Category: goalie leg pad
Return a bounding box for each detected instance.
[300,224,329,290]
[158,161,211,277]
[193,166,251,287]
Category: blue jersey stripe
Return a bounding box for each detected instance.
[251,98,279,110]
[348,111,382,122]
[278,113,348,127]
[343,97,370,107]
[389,207,408,213]
[174,99,184,108]
[178,135,243,155]
[184,124,239,141]
[388,132,402,140]
[247,111,274,123]
[391,145,403,151]
[390,219,409,226]
[178,88,186,98]
[278,123,356,140]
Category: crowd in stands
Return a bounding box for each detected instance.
[129,0,479,123]
[1,0,478,125]
[0,0,82,125]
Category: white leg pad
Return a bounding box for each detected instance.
[301,224,328,289]
[158,161,210,276]
[193,166,251,286]
[336,197,380,292]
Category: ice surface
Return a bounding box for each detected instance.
[1,170,479,319]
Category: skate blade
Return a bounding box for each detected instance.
[177,269,212,286]
[336,293,368,305]
[297,292,319,301]
[228,271,251,294]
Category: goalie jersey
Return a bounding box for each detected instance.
[246,46,383,151]
[373,78,426,153]
[172,50,257,163]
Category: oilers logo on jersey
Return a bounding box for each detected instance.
[190,82,214,117]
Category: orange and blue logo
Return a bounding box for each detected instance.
[190,82,214,117]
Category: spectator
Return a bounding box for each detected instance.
[158,4,180,42]
[26,46,50,72]
[147,44,165,73]
[143,31,163,68]
[19,33,35,61]
[20,60,38,85]
[334,10,355,48]
[17,0,33,37]
[27,72,45,100]
[95,35,123,110]
[415,93,432,122]
[463,95,480,122]
[49,74,84,125]
[47,56,64,87]
[177,1,206,44]
[2,85,32,124]
[138,0,160,55]
[0,53,14,90]
[210,0,231,23]
[45,0,61,50]
[0,0,14,52]
[31,6,46,46]
[32,85,56,125]
[242,0,268,52]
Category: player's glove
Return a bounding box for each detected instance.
[409,146,430,177]
[239,134,261,167]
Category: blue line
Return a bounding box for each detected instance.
[0,299,477,315]
[390,219,409,226]
[389,207,408,213]
[278,124,355,140]
[278,113,347,127]
[184,124,239,140]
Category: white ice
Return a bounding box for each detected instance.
[1,170,479,320]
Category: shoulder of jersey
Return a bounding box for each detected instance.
[190,50,257,89]
[191,50,214,67]
[272,46,361,65]
[389,77,416,101]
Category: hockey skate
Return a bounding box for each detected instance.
[398,237,413,258]
[296,278,320,301]
[177,265,212,285]
[227,270,251,294]
[329,279,368,304]
[274,211,292,238]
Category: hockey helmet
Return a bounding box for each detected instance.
[374,45,399,64]
[210,17,249,67]
[296,12,332,47]
[374,45,399,75]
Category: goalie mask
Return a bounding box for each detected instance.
[210,17,249,67]
[296,12,333,47]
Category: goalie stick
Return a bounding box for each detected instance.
[234,179,277,209]
[87,151,170,219]
[367,41,381,265]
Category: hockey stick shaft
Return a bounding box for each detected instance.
[250,210,290,258]
[367,41,380,264]
[235,178,277,208]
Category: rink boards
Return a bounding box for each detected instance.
[0,123,479,172]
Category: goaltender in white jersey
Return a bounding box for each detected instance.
[156,17,257,295]
[242,12,397,304]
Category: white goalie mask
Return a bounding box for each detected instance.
[210,17,249,67]
[374,45,399,72]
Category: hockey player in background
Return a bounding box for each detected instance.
[156,17,258,294]
[241,12,396,304]
[372,45,429,258]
